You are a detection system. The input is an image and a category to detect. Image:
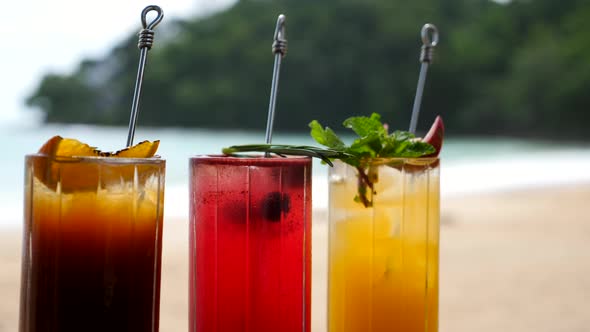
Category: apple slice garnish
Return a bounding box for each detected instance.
[422,115,444,157]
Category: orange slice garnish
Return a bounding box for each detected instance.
[33,136,160,192]
[38,136,100,158]
[108,140,160,158]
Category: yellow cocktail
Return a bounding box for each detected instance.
[328,158,439,332]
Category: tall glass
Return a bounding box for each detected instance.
[19,155,165,332]
[189,155,312,332]
[328,158,440,332]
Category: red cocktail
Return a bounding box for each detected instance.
[189,155,311,332]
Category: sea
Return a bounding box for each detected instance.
[2,124,590,228]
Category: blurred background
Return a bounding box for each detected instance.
[1,0,589,331]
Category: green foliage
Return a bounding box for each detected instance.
[26,0,590,141]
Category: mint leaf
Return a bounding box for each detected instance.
[390,130,414,142]
[309,120,346,150]
[342,113,385,137]
[348,132,382,157]
[381,131,411,155]
[398,141,435,157]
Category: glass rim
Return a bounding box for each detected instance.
[25,153,165,165]
[190,154,312,165]
[335,157,439,166]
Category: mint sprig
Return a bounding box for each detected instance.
[309,113,434,207]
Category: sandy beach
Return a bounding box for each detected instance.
[1,183,589,332]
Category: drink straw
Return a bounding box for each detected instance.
[264,14,287,148]
[126,5,164,147]
[409,23,439,134]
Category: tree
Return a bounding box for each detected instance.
[26,0,590,141]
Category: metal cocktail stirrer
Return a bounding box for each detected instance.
[264,14,287,151]
[409,23,439,134]
[126,5,164,147]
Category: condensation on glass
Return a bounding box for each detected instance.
[189,155,312,332]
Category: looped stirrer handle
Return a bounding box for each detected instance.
[138,6,164,50]
[272,14,287,57]
[141,5,164,30]
[420,24,439,63]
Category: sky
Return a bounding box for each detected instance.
[0,0,236,127]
